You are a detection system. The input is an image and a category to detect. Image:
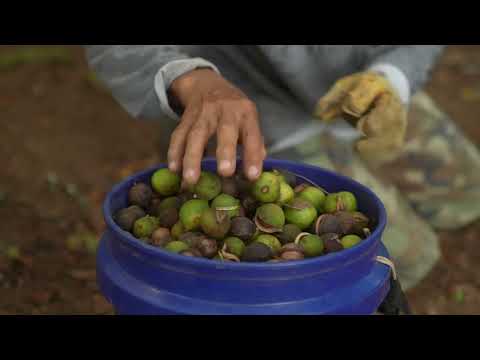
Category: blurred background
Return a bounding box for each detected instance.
[0,45,479,315]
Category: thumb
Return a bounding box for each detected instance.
[343,72,391,117]
[313,74,358,121]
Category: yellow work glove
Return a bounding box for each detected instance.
[314,72,407,167]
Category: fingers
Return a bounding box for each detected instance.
[357,93,406,138]
[314,75,357,121]
[355,136,404,168]
[182,107,217,185]
[167,105,198,173]
[240,112,266,181]
[216,117,239,178]
[343,72,389,117]
[169,96,265,185]
[355,92,407,167]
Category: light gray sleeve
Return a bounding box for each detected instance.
[84,45,220,120]
[364,45,446,95]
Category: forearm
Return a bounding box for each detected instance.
[84,45,219,120]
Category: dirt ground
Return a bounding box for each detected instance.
[0,45,479,315]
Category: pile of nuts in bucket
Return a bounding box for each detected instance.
[114,168,373,263]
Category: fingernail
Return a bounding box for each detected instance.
[219,160,231,172]
[185,169,195,181]
[248,166,259,179]
[169,161,177,171]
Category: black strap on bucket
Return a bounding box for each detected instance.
[377,275,412,315]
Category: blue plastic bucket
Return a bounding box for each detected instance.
[97,158,391,315]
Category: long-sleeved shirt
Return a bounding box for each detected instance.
[84,45,445,150]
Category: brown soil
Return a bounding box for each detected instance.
[0,45,479,315]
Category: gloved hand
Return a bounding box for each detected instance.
[314,72,407,167]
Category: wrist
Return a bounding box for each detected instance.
[169,68,219,107]
[368,63,411,105]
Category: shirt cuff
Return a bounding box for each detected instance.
[368,63,411,105]
[154,58,221,120]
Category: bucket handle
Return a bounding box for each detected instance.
[376,256,397,280]
[375,256,412,316]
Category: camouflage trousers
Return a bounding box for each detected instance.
[269,92,480,290]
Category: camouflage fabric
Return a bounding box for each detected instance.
[374,92,480,231]
[270,91,480,290]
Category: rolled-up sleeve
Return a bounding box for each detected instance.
[364,45,446,104]
[84,45,220,120]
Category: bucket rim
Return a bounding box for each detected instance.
[103,158,388,271]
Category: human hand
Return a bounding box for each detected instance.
[168,69,266,185]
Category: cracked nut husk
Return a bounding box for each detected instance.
[128,183,153,209]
